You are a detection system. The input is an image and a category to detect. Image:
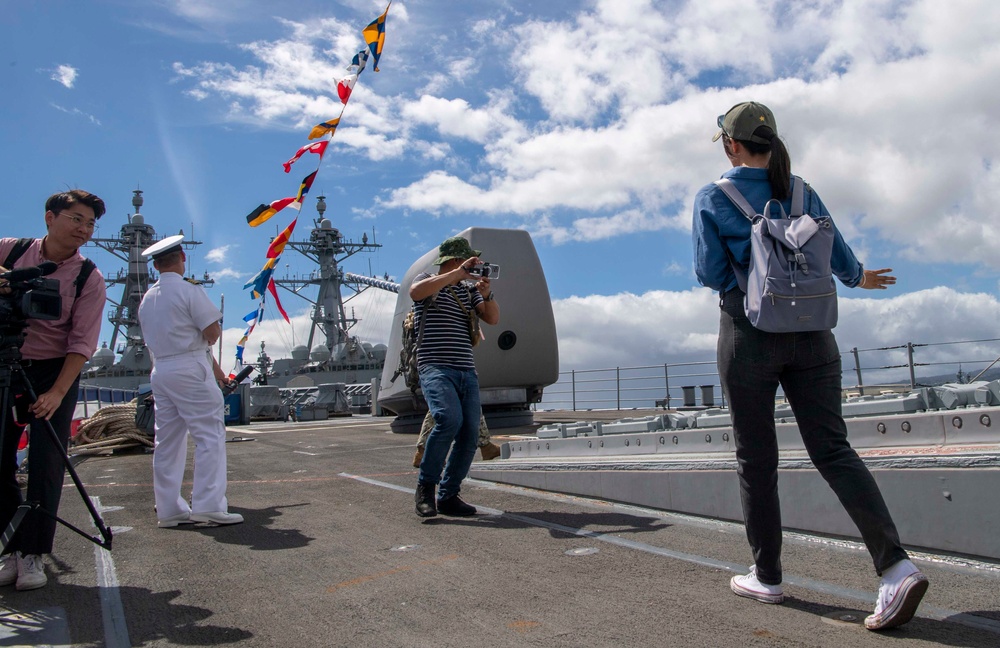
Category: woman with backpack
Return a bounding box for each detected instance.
[691,101,928,630]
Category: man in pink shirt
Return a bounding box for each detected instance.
[0,189,107,591]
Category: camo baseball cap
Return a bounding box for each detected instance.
[712,101,777,145]
[433,236,482,265]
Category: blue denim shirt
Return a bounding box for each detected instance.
[692,166,864,295]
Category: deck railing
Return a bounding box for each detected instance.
[74,386,140,419]
[539,337,1000,412]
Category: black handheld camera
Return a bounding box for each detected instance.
[468,262,500,279]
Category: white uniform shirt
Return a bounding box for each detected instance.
[138,273,222,362]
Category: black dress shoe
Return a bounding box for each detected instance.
[415,482,437,517]
[437,494,476,517]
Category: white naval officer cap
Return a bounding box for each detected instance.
[142,234,185,260]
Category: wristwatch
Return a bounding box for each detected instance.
[484,292,495,302]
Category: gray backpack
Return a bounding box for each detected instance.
[714,176,838,333]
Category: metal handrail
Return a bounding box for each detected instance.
[539,337,1000,412]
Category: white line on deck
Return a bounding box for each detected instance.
[91,496,131,648]
[340,473,1000,637]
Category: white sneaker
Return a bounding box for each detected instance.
[0,553,18,586]
[16,553,47,591]
[731,566,784,604]
[190,511,244,525]
[865,559,929,630]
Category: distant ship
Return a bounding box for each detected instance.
[80,190,391,393]
[253,194,392,389]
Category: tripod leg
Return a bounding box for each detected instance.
[0,381,27,554]
[11,365,113,550]
[1,505,31,553]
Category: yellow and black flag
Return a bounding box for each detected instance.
[363,2,390,72]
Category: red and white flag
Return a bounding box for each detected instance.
[282,141,328,173]
[337,73,358,104]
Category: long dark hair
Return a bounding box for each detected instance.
[737,131,791,201]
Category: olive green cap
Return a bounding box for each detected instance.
[712,101,777,145]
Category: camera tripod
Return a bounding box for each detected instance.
[0,350,113,553]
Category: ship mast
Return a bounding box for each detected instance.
[89,189,210,369]
[271,195,382,362]
[88,190,155,369]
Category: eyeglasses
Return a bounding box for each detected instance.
[57,211,97,231]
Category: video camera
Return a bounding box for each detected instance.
[467,262,500,279]
[0,262,61,325]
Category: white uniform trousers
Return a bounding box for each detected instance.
[150,350,228,518]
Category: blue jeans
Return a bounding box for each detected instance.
[417,365,481,501]
[718,290,908,585]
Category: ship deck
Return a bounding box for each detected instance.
[3,411,1000,647]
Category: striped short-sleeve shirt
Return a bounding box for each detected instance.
[413,273,484,371]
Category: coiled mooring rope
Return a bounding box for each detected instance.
[70,401,154,456]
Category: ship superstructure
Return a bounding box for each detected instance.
[81,191,393,396]
[80,190,210,389]
[258,195,391,388]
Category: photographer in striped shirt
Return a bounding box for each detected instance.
[412,236,499,518]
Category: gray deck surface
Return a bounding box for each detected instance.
[2,410,999,647]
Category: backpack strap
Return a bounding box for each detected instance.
[3,238,36,269]
[4,238,96,300]
[715,177,806,219]
[74,259,97,299]
[414,295,431,351]
[789,176,804,217]
[445,285,470,315]
[713,179,755,221]
[445,285,481,346]
[407,295,436,405]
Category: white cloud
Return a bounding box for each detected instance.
[167,0,244,24]
[171,16,367,128]
[170,1,1000,271]
[49,103,100,126]
[211,267,243,280]
[51,64,77,88]
[206,245,230,263]
[527,209,682,245]
[551,287,1000,381]
[382,0,1000,269]
[402,95,495,144]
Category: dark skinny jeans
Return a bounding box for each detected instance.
[718,290,908,585]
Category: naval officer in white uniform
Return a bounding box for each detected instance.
[137,235,243,527]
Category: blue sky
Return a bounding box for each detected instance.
[3,0,1000,378]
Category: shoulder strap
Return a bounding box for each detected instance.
[444,286,470,315]
[415,296,432,349]
[3,238,35,269]
[716,177,806,218]
[714,179,756,221]
[713,181,753,293]
[789,176,804,217]
[74,259,97,299]
[3,240,96,300]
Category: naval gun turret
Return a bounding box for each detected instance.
[377,227,559,431]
